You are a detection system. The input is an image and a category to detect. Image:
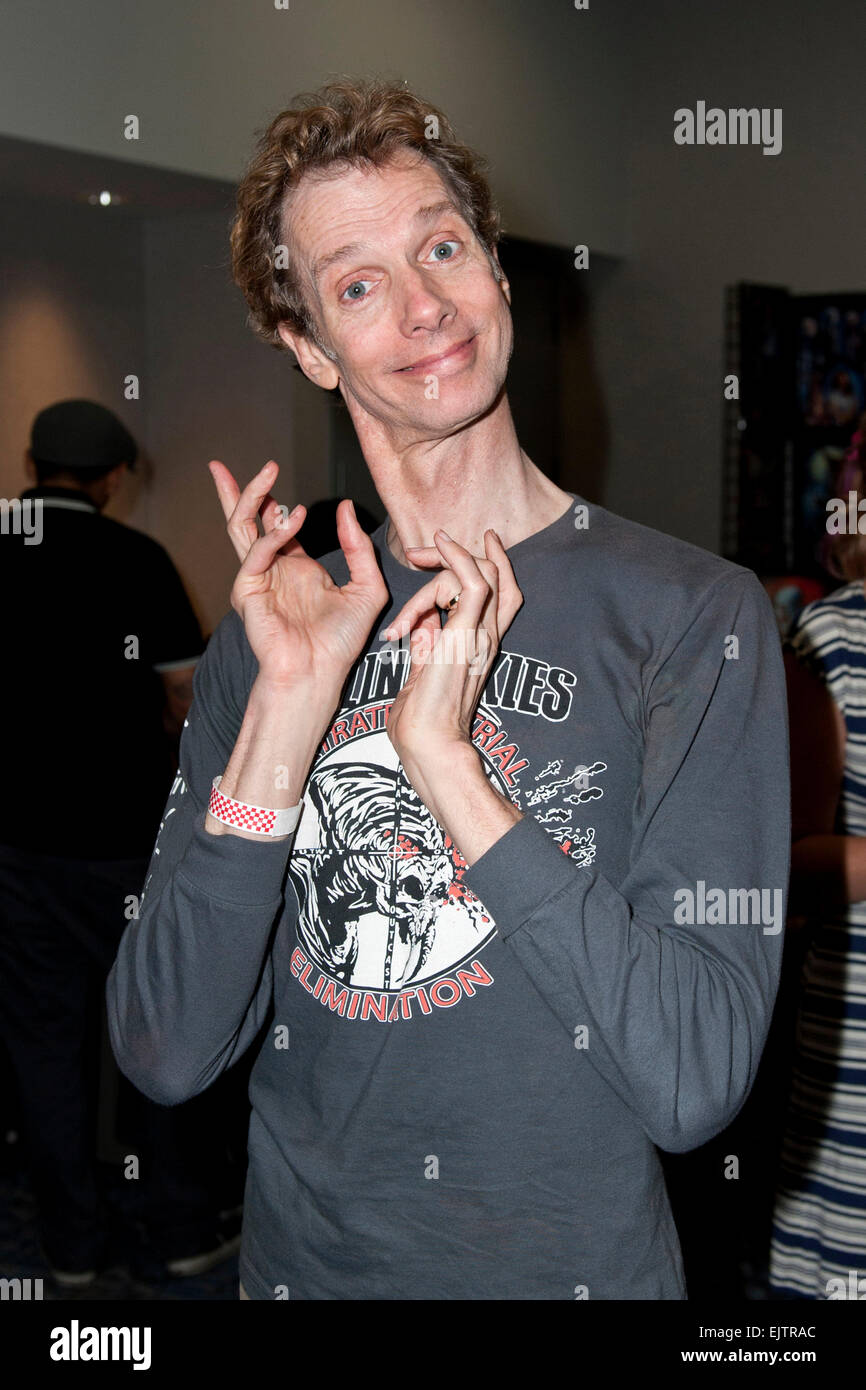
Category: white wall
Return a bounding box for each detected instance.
[3,1,862,561]
[0,0,633,255]
[594,0,866,552]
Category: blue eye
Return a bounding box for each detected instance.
[431,241,458,261]
[341,279,372,302]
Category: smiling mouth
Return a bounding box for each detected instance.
[395,335,476,373]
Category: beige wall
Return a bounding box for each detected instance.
[0,0,637,631]
[140,212,328,632]
[0,197,330,636]
[0,196,144,510]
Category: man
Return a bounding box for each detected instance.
[107,79,790,1300]
[0,399,212,1284]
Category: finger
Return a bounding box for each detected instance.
[405,541,499,590]
[226,460,281,558]
[234,459,279,523]
[483,529,524,629]
[380,569,460,641]
[237,505,307,580]
[381,554,499,642]
[400,610,443,685]
[402,545,448,566]
[208,459,240,520]
[404,544,505,581]
[210,460,258,564]
[210,459,285,537]
[269,501,311,561]
[429,530,497,632]
[337,499,388,595]
[210,457,275,560]
[263,495,311,552]
[260,492,286,531]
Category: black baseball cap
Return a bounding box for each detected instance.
[30,399,138,472]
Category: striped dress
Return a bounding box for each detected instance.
[769,581,866,1298]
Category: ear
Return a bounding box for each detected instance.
[106,462,126,497]
[23,449,36,484]
[491,247,511,307]
[278,323,340,390]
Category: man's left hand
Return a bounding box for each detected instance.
[382,528,525,864]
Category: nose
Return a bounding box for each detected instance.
[395,263,456,336]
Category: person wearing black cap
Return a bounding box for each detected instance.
[0,399,239,1287]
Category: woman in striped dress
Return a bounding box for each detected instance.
[769,419,866,1298]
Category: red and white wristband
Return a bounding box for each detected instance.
[208,775,302,838]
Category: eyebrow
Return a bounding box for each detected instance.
[312,200,462,287]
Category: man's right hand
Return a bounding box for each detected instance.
[208,458,389,694]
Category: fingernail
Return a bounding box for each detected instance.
[436,529,452,541]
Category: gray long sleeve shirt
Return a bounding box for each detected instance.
[107,493,791,1299]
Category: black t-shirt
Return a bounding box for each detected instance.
[1,486,205,859]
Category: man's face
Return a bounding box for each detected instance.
[279,150,513,446]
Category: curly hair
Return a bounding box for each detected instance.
[229,76,503,355]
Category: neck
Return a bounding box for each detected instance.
[348,391,573,569]
[31,478,102,506]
